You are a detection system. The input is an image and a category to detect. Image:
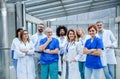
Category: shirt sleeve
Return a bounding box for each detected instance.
[15,45,26,58]
[39,38,44,46]
[109,30,117,48]
[28,41,35,55]
[75,42,83,61]
[84,39,89,48]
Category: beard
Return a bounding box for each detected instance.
[60,33,65,36]
[38,29,43,33]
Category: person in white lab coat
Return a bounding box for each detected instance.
[56,25,67,76]
[11,28,23,79]
[62,29,82,79]
[76,27,90,79]
[96,21,117,79]
[15,30,35,79]
[31,23,46,79]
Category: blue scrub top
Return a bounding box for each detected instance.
[40,37,59,64]
[84,36,104,69]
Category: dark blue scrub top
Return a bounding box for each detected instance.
[84,36,104,69]
[39,37,59,64]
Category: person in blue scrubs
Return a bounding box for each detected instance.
[83,25,104,79]
[39,27,59,79]
[11,28,23,79]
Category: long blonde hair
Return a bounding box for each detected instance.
[76,27,85,41]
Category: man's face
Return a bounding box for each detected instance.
[37,25,44,33]
[59,29,65,36]
[46,30,52,37]
[96,23,104,32]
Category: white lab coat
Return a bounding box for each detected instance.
[62,42,82,79]
[15,41,35,79]
[97,29,117,65]
[57,36,67,72]
[30,33,46,58]
[11,38,20,59]
[76,35,90,62]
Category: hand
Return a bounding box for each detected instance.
[20,50,28,55]
[62,58,66,62]
[43,49,51,54]
[91,52,101,56]
[105,46,111,48]
[90,49,96,53]
[70,59,76,63]
[30,48,33,50]
[47,37,52,43]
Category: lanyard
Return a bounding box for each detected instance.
[66,42,75,53]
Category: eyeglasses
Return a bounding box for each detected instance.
[97,24,102,26]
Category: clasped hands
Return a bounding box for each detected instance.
[43,49,51,54]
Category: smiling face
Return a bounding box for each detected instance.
[88,25,97,38]
[88,27,97,38]
[96,22,104,32]
[69,31,75,41]
[45,28,53,37]
[67,29,76,42]
[37,24,44,33]
[59,29,65,36]
[76,29,82,36]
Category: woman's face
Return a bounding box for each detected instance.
[76,29,82,36]
[68,31,75,41]
[23,31,28,39]
[88,27,97,37]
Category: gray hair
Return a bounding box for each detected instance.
[45,27,53,33]
[96,21,104,24]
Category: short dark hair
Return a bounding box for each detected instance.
[56,25,67,37]
[16,28,23,37]
[38,23,44,26]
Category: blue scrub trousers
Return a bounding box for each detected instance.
[78,61,85,79]
[40,61,58,79]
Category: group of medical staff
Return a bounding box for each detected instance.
[11,21,117,79]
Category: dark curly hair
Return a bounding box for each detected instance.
[56,25,67,37]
